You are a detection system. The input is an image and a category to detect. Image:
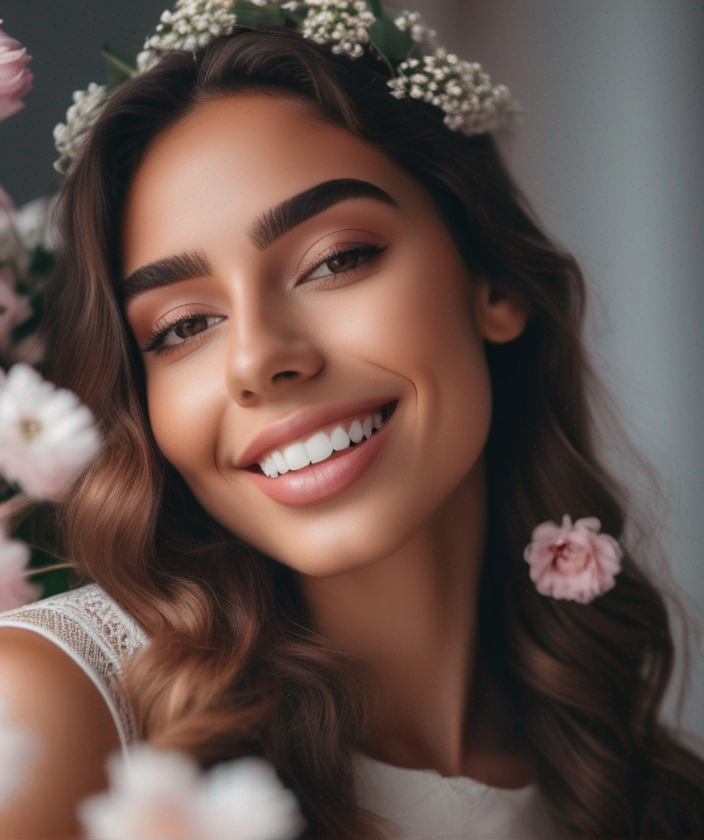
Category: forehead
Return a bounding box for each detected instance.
[120,93,417,273]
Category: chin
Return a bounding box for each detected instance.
[263,540,382,579]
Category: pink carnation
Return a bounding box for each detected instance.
[523,514,624,604]
[0,25,33,123]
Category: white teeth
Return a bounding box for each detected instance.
[257,407,391,478]
[280,441,309,471]
[330,425,351,450]
[261,454,279,478]
[271,450,290,475]
[303,430,335,465]
[348,419,364,443]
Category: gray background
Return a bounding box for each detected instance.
[2,1,702,747]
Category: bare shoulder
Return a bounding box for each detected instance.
[0,626,122,839]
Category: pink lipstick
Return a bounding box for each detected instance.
[242,400,400,507]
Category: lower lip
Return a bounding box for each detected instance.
[241,402,399,508]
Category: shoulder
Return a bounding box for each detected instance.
[0,625,122,839]
[0,583,150,749]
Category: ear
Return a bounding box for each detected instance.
[473,278,530,345]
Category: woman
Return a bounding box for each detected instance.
[7,15,704,840]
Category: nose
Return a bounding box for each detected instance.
[224,289,325,406]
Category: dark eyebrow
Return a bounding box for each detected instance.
[119,177,398,308]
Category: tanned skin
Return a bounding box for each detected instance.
[121,93,531,786]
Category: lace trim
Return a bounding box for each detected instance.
[0,584,149,755]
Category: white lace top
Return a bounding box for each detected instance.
[0,584,560,839]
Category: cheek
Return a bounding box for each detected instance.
[146,364,221,477]
[383,245,492,479]
[369,242,486,398]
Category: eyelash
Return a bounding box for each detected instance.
[143,243,386,355]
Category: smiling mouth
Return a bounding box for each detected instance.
[244,400,399,475]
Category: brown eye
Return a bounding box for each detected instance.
[302,244,386,285]
[326,252,360,273]
[174,316,208,339]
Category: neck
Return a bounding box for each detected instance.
[296,454,516,779]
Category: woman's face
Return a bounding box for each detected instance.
[121,92,511,577]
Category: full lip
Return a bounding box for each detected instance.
[235,395,400,469]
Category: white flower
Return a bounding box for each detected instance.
[387,48,523,137]
[52,0,523,173]
[301,0,375,59]
[77,742,307,840]
[393,10,437,49]
[7,193,61,253]
[53,82,109,174]
[138,0,238,72]
[0,363,102,502]
[0,192,60,256]
[195,756,306,839]
[0,698,42,807]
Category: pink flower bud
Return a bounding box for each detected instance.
[523,514,624,604]
[0,25,33,122]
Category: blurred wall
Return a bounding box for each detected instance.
[2,0,702,744]
[412,0,704,748]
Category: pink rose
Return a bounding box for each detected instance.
[0,24,33,122]
[523,514,624,604]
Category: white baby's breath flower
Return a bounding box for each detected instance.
[138,0,239,72]
[77,742,306,840]
[387,47,523,137]
[392,9,437,49]
[53,82,109,174]
[0,363,102,502]
[301,0,375,59]
[53,0,522,173]
[0,698,43,807]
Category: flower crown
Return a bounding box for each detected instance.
[52,0,524,175]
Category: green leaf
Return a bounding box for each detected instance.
[101,43,138,89]
[367,0,385,17]
[367,16,414,64]
[282,7,308,29]
[231,2,287,27]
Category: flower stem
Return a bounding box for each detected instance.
[23,562,76,577]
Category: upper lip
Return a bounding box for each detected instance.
[235,396,398,469]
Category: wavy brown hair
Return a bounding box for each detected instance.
[37,25,704,839]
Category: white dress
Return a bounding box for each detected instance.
[0,584,561,839]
